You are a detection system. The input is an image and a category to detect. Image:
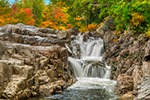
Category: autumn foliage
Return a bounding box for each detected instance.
[0,3,35,26]
[0,0,101,32]
[2,0,150,36]
[40,2,71,30]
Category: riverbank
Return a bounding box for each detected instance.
[97,17,150,100]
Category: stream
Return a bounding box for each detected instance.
[29,34,118,100]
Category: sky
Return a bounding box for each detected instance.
[8,0,50,4]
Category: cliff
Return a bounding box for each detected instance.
[97,17,150,100]
[0,23,76,99]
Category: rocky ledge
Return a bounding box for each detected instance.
[97,17,150,99]
[0,23,77,100]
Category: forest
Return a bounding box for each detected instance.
[1,0,150,36]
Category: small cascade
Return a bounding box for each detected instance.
[45,33,117,100]
[68,33,110,78]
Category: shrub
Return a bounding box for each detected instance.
[109,0,150,34]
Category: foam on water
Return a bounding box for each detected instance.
[47,34,118,100]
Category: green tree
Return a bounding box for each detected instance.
[32,0,46,26]
[0,0,11,15]
[50,0,101,26]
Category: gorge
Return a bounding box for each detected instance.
[29,27,117,100]
[1,17,150,100]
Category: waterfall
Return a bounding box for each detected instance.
[67,33,110,78]
[46,34,117,100]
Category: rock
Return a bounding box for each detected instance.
[38,28,56,34]
[118,91,135,100]
[47,69,58,79]
[96,19,118,49]
[102,24,149,99]
[144,40,150,61]
[142,62,150,76]
[132,65,142,89]
[117,74,134,94]
[96,16,115,36]
[0,24,75,100]
[67,29,78,35]
[0,43,5,56]
[137,76,150,100]
[39,80,65,96]
[56,31,71,40]
[39,56,49,69]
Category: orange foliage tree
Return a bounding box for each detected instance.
[0,3,35,26]
[13,7,35,25]
[40,2,72,30]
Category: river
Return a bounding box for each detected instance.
[29,33,119,100]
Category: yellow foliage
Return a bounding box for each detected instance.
[59,26,67,30]
[130,13,144,26]
[97,22,103,28]
[79,26,88,32]
[146,28,150,38]
[75,16,82,21]
[132,4,136,7]
[78,23,104,32]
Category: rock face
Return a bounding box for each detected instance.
[97,17,150,99]
[0,24,76,100]
[117,74,134,94]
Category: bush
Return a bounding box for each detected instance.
[109,0,150,34]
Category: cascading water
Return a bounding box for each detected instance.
[67,33,111,78]
[35,34,117,100]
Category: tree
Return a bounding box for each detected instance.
[18,0,46,26]
[32,0,46,26]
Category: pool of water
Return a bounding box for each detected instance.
[29,78,118,100]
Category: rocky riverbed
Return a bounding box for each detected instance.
[0,23,76,100]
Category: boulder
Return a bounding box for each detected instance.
[96,16,115,36]
[56,31,71,40]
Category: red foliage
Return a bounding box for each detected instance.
[23,8,33,16]
[11,4,17,11]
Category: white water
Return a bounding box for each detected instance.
[67,34,117,99]
[68,33,110,78]
[46,34,117,100]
